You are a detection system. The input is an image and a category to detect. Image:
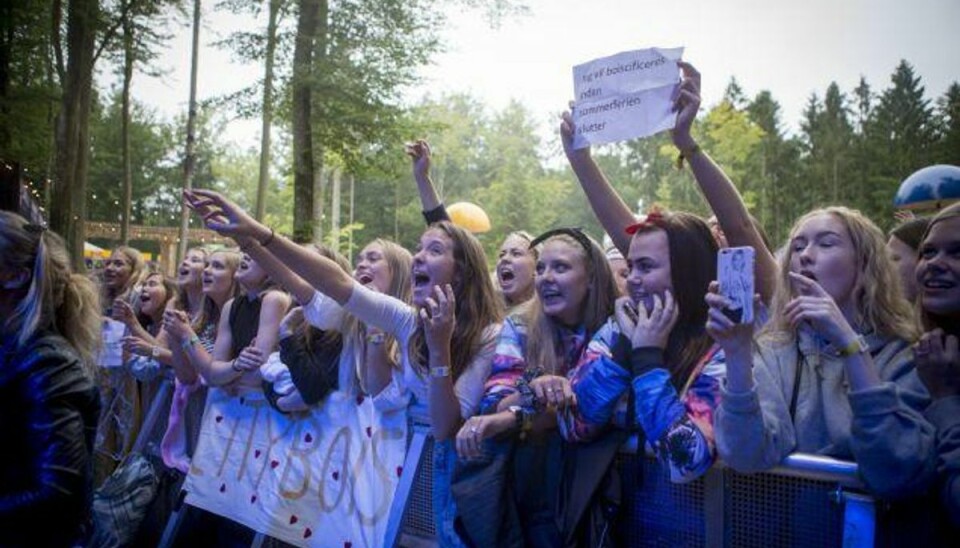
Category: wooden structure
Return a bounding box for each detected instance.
[85,221,230,275]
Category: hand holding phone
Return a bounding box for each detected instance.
[717,246,755,324]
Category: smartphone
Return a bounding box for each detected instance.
[717,246,755,324]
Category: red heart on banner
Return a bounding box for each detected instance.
[254,449,261,458]
[270,460,279,469]
[215,415,223,423]
[250,494,257,504]
[289,515,298,525]
[304,433,313,443]
[355,394,365,405]
[365,426,372,438]
[396,466,403,477]
[219,483,226,493]
[332,471,339,481]
[303,528,312,539]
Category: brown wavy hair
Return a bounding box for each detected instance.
[630,211,718,389]
[411,221,503,380]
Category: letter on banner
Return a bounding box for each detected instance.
[184,388,408,547]
[571,47,684,149]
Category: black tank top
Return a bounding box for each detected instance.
[229,293,262,357]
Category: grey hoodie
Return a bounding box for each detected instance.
[716,329,937,500]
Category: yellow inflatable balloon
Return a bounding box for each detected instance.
[446,202,491,234]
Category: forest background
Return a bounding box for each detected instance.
[2,0,959,269]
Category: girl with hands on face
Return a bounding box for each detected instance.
[566,212,724,483]
[714,207,936,500]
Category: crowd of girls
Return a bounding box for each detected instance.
[2,59,959,547]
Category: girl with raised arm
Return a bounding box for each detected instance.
[710,206,936,499]
[560,60,778,304]
[184,189,502,547]
[408,139,538,310]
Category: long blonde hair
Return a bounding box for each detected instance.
[0,212,101,370]
[522,231,618,375]
[101,245,147,312]
[767,207,919,342]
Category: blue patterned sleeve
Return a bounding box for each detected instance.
[632,348,724,483]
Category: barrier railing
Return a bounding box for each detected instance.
[388,416,875,548]
[157,407,876,547]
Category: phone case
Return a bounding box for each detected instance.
[717,246,755,324]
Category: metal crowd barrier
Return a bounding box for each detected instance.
[387,413,876,548]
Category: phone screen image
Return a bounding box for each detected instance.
[717,246,755,324]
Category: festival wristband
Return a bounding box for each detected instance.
[181,334,201,352]
[430,366,451,378]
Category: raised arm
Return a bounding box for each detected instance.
[673,62,778,303]
[560,112,636,255]
[185,189,356,305]
[406,139,449,223]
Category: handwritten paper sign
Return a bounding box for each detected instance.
[184,388,408,547]
[572,47,684,149]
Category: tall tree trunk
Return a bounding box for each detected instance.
[292,0,319,242]
[52,0,98,272]
[255,0,280,221]
[330,166,340,249]
[347,172,354,261]
[177,0,201,261]
[120,12,133,244]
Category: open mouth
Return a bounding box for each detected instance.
[498,267,516,285]
[202,275,213,286]
[413,271,430,288]
[539,286,562,301]
[799,270,818,282]
[141,293,152,305]
[356,272,374,285]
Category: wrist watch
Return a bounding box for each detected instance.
[151,345,161,359]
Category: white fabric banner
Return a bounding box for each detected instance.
[571,47,684,149]
[184,387,408,547]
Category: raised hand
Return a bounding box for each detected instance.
[406,139,432,182]
[559,106,591,163]
[183,189,266,242]
[916,329,960,399]
[785,272,858,349]
[671,61,701,150]
[419,284,457,353]
[615,292,678,350]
